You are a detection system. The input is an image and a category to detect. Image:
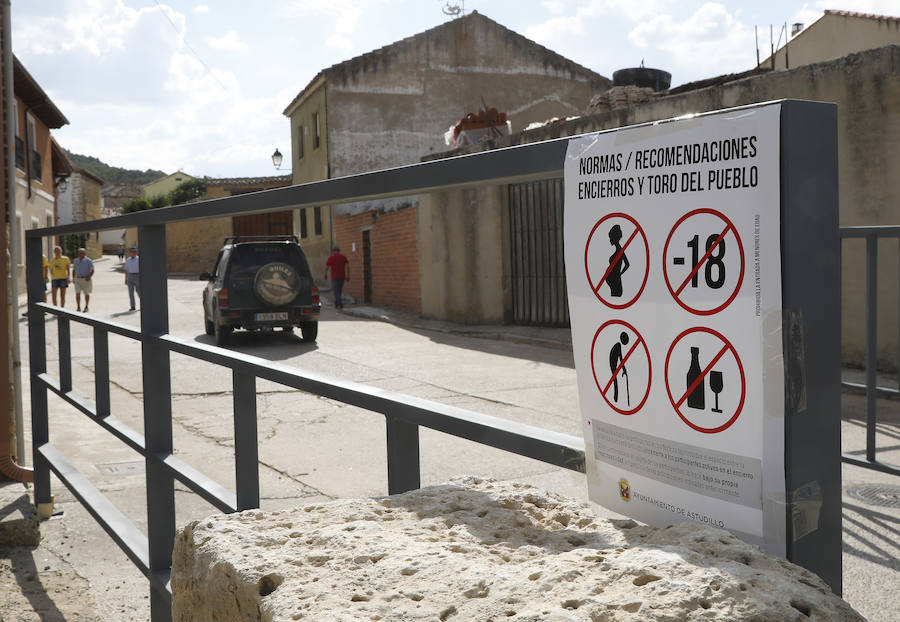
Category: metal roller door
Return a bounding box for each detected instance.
[508,178,570,327]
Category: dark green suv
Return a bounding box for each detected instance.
[201,236,321,346]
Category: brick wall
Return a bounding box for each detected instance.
[332,206,420,312]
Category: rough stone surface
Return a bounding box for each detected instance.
[0,493,41,547]
[171,478,865,622]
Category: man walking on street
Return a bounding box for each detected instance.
[49,245,71,307]
[324,245,350,309]
[125,246,140,311]
[73,247,95,312]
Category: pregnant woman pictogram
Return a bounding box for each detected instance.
[607,224,630,297]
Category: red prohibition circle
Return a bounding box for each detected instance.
[664,326,746,434]
[584,212,649,310]
[662,208,745,316]
[591,319,652,416]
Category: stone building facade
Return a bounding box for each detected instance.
[282,11,610,309]
[56,169,103,259]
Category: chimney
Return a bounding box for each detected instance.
[791,22,804,36]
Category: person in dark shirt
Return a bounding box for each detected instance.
[324,245,350,309]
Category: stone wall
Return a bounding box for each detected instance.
[171,478,864,622]
[429,45,900,363]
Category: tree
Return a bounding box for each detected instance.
[168,179,206,206]
[121,197,152,214]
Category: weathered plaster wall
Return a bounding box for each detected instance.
[418,185,509,323]
[286,82,333,274]
[766,13,900,70]
[325,13,607,178]
[433,46,900,362]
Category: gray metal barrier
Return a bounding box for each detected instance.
[25,134,586,621]
[839,226,900,477]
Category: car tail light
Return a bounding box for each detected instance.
[218,289,229,308]
[311,285,320,304]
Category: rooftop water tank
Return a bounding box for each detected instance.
[612,67,672,92]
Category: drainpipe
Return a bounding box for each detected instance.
[1,0,33,483]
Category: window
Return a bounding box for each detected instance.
[313,112,321,149]
[314,206,322,236]
[299,208,308,238]
[26,114,40,182]
[297,125,305,159]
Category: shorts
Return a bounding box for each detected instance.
[74,276,92,294]
[51,278,68,289]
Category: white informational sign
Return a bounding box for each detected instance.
[564,103,786,555]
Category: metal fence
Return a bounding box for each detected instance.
[839,226,900,478]
[25,135,586,621]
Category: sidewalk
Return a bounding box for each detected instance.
[2,288,899,621]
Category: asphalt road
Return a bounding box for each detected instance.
[3,255,898,621]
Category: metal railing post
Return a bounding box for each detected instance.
[386,417,421,494]
[138,225,175,622]
[865,234,878,462]
[25,236,50,509]
[232,370,260,511]
[93,328,110,418]
[57,317,72,392]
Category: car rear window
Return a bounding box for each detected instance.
[227,244,311,279]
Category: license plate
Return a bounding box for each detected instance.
[254,312,288,321]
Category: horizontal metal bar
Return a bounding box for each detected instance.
[159,455,237,514]
[37,443,150,575]
[159,334,586,471]
[841,454,900,477]
[38,373,146,454]
[25,100,796,238]
[38,373,237,513]
[840,226,900,238]
[28,137,571,237]
[29,304,142,340]
[841,380,900,399]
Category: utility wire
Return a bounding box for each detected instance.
[153,0,229,92]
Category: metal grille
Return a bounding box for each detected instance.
[846,484,900,508]
[508,178,569,327]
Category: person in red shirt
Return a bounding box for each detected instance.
[324,245,350,309]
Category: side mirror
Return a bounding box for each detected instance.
[199,272,211,281]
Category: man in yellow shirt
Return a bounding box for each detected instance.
[48,245,71,307]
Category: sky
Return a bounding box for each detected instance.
[10,0,898,179]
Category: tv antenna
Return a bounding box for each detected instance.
[441,1,464,17]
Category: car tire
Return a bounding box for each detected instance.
[214,321,231,346]
[254,262,300,306]
[300,321,318,343]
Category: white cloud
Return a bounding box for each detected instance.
[541,0,567,14]
[628,3,755,75]
[194,4,210,13]
[205,31,249,52]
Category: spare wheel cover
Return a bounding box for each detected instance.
[254,262,300,306]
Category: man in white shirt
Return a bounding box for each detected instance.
[124,246,140,311]
[72,247,94,312]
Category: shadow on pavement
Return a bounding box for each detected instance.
[842,502,900,570]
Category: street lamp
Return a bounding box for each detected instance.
[271,148,284,170]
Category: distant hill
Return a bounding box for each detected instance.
[64,150,167,185]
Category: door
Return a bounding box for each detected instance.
[508,178,569,327]
[232,211,293,237]
[362,229,372,304]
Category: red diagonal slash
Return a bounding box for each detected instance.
[602,335,643,396]
[594,227,639,295]
[674,222,734,297]
[675,343,729,410]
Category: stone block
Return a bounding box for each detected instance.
[171,478,864,621]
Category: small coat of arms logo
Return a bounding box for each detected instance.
[618,478,631,502]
